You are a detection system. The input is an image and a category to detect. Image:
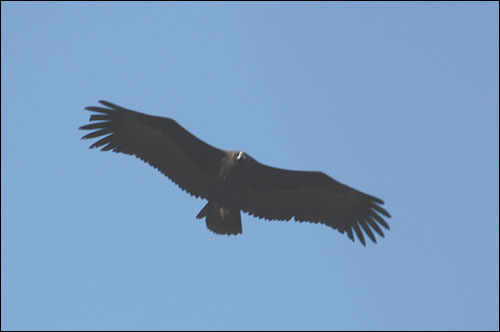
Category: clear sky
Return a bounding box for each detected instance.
[2,2,498,331]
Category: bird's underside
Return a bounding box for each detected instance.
[80,100,391,245]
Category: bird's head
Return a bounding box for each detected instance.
[231,151,249,169]
[236,151,247,160]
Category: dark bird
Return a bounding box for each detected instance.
[80,101,391,245]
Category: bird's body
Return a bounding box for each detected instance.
[80,101,391,245]
[213,151,248,207]
[197,151,249,235]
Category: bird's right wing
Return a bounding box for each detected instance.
[239,159,391,245]
[79,100,225,200]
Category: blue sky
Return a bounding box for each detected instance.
[2,2,498,330]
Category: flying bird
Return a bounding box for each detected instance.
[80,101,391,245]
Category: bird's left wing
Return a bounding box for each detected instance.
[79,100,225,200]
[238,158,391,245]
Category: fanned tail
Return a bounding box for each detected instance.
[196,202,242,235]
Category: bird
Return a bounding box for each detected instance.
[80,100,391,245]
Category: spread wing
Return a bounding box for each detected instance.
[239,158,391,245]
[79,100,225,199]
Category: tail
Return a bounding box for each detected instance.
[196,202,242,235]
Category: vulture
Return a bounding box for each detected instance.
[80,100,391,245]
